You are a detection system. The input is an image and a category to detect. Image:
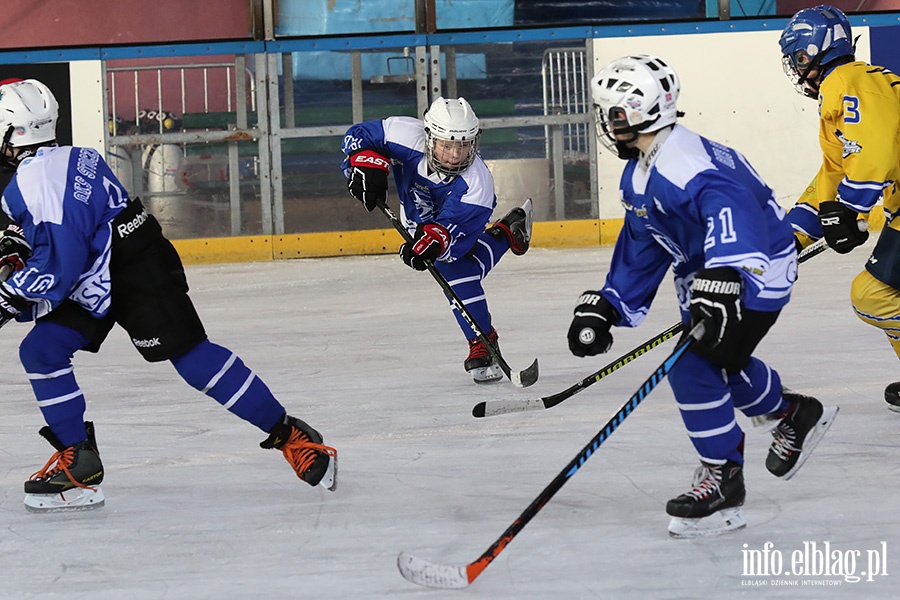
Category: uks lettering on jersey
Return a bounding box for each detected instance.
[0,145,129,320]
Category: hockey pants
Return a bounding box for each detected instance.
[434,230,509,340]
[850,268,900,359]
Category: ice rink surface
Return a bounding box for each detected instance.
[1,240,898,599]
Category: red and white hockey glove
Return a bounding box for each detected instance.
[347,150,390,212]
[400,223,450,271]
[0,224,31,276]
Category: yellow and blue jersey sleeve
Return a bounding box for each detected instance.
[817,62,900,216]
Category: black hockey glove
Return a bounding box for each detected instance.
[0,282,26,329]
[567,291,618,357]
[689,267,742,350]
[818,200,868,254]
[347,150,390,212]
[0,224,31,276]
[400,223,450,271]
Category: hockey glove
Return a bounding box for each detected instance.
[0,224,31,276]
[689,267,742,350]
[0,282,25,329]
[818,200,868,254]
[399,223,450,271]
[567,291,618,357]
[347,150,390,212]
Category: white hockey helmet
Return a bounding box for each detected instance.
[423,96,480,177]
[0,79,59,150]
[590,55,680,158]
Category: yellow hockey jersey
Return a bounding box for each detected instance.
[789,61,900,248]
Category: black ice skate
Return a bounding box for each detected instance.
[488,198,533,255]
[464,328,503,384]
[24,421,105,512]
[884,382,900,413]
[766,392,838,480]
[666,460,746,538]
[261,414,337,491]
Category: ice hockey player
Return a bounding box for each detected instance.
[779,5,900,412]
[341,97,533,384]
[568,54,838,537]
[0,79,336,512]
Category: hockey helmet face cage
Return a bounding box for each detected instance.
[595,106,640,160]
[423,97,480,178]
[590,54,680,160]
[779,5,855,99]
[0,79,59,171]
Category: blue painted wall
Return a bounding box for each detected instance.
[870,24,900,73]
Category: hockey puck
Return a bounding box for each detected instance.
[578,328,595,345]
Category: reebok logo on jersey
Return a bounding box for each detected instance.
[693,279,741,296]
[117,209,149,239]
[132,337,161,348]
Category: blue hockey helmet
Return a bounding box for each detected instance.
[779,5,855,98]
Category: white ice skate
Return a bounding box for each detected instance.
[668,506,746,538]
[24,485,106,513]
[471,363,503,384]
[318,452,338,491]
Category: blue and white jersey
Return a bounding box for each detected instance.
[601,125,796,326]
[0,146,129,321]
[342,117,496,261]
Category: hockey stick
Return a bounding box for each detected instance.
[796,236,830,263]
[0,264,15,330]
[472,322,682,417]
[472,237,831,417]
[397,322,704,589]
[376,200,539,388]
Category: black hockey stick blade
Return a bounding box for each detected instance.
[509,358,539,388]
[473,322,682,418]
[399,324,703,589]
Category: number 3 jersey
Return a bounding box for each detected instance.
[789,61,900,244]
[601,124,796,327]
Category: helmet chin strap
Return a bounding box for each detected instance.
[0,125,17,172]
[614,140,640,160]
[0,125,52,172]
[795,51,827,99]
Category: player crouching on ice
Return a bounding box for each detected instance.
[567,55,838,537]
[341,97,532,384]
[0,79,336,512]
